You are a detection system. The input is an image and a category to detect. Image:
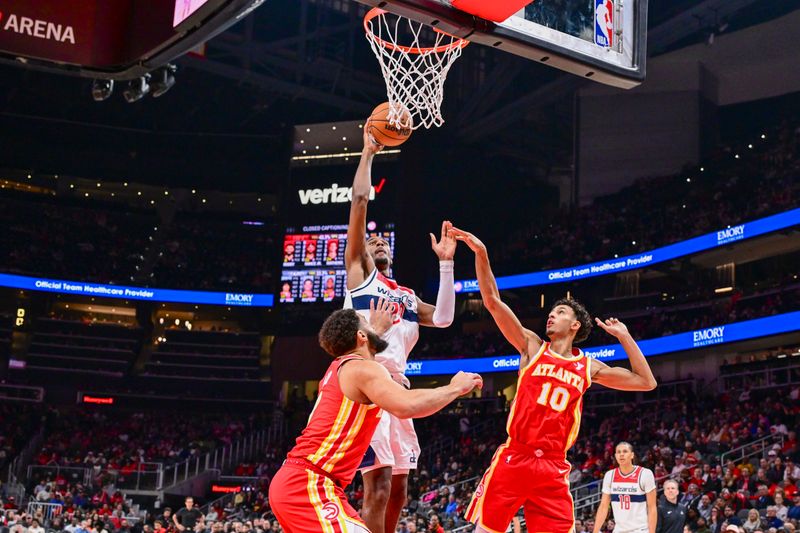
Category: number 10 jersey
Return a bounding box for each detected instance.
[507,341,592,457]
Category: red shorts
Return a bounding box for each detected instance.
[268,461,370,533]
[465,441,575,533]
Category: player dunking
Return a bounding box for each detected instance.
[344,130,458,533]
[268,308,482,533]
[594,442,657,533]
[451,227,657,533]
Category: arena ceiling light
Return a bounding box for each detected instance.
[151,65,177,98]
[91,79,114,102]
[123,75,151,103]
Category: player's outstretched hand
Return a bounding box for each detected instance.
[369,297,394,336]
[430,220,456,261]
[594,317,630,339]
[450,371,483,396]
[363,121,384,155]
[451,226,487,254]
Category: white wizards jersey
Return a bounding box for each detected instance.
[602,466,656,533]
[344,268,419,378]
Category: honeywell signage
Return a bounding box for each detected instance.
[0,1,129,66]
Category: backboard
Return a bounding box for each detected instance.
[355,0,647,89]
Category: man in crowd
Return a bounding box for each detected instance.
[173,497,203,533]
[657,480,687,533]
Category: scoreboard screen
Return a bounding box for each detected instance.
[279,225,395,303]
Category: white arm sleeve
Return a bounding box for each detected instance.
[602,470,614,494]
[431,260,455,328]
[640,468,657,492]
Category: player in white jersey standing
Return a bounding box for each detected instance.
[594,442,658,533]
[345,129,457,533]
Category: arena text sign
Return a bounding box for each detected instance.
[1,12,76,44]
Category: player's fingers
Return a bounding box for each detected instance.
[430,233,437,248]
[370,298,376,312]
[441,220,448,240]
[452,229,470,240]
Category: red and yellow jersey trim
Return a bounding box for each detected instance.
[506,342,547,435]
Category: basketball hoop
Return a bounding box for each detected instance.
[364,8,468,130]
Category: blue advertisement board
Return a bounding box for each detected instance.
[405,310,800,376]
[454,209,800,293]
[0,273,274,307]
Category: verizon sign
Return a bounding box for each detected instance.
[298,178,387,206]
[1,12,76,44]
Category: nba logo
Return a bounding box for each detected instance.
[595,0,613,48]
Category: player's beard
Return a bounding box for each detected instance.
[366,331,389,354]
[373,254,390,271]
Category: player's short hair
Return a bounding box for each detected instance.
[616,441,635,453]
[552,298,593,343]
[319,309,362,357]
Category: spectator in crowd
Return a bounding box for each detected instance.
[787,495,800,521]
[657,480,687,533]
[766,507,785,530]
[174,498,203,533]
[743,510,765,533]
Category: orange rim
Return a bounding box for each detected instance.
[364,8,469,54]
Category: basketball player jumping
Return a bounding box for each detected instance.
[268,307,483,533]
[594,442,657,533]
[345,130,458,533]
[451,227,657,533]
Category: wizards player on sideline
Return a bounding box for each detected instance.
[593,442,657,533]
[451,227,657,533]
[344,129,458,533]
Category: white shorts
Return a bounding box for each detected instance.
[358,410,420,475]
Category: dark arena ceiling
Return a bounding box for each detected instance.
[0,0,797,191]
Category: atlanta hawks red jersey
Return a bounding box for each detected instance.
[506,342,592,455]
[286,354,382,487]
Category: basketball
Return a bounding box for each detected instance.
[366,102,413,147]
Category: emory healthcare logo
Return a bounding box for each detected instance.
[225,293,255,306]
[693,326,725,347]
[0,10,76,44]
[717,224,745,245]
[405,361,423,374]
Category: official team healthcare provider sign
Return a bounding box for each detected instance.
[0,273,274,307]
[454,208,800,293]
[404,310,800,376]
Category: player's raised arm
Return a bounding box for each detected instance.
[340,359,482,419]
[345,128,382,287]
[590,317,657,391]
[417,220,457,328]
[452,227,542,358]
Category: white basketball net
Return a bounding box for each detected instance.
[364,8,468,130]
